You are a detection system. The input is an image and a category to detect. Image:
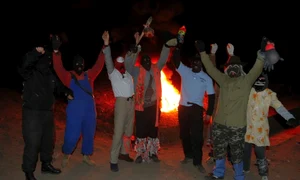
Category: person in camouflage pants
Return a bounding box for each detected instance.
[195,38,280,180]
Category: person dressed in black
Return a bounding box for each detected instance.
[18,41,73,180]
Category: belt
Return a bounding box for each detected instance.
[127,95,134,101]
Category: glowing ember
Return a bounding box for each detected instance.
[160,71,180,112]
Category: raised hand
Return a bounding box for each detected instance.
[134,32,140,44]
[102,31,109,45]
[50,35,62,52]
[195,40,205,53]
[226,43,234,56]
[210,43,218,54]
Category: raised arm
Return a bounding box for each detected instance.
[18,48,42,80]
[124,47,140,75]
[195,40,226,85]
[87,50,105,80]
[171,47,180,69]
[51,35,71,87]
[52,52,72,87]
[245,51,264,86]
[101,31,114,74]
[157,38,177,70]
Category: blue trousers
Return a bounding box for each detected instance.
[62,100,96,155]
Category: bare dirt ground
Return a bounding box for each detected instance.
[0,88,300,180]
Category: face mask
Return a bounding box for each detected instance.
[191,58,202,73]
[115,56,126,74]
[254,73,268,92]
[225,64,242,78]
[141,55,151,71]
[73,55,84,75]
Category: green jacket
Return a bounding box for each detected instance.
[200,52,264,127]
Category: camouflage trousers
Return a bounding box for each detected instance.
[212,123,246,164]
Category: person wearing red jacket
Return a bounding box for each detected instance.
[51,35,105,167]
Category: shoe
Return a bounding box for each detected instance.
[261,176,268,180]
[135,156,143,164]
[110,163,119,172]
[195,164,206,173]
[204,173,224,179]
[25,172,37,180]
[180,157,192,164]
[118,154,134,162]
[61,154,70,168]
[243,170,250,173]
[41,163,61,174]
[150,154,160,162]
[83,155,96,166]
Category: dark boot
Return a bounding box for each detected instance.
[150,154,160,163]
[118,154,134,162]
[110,163,119,172]
[41,163,61,174]
[25,172,37,180]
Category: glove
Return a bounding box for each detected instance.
[226,43,234,56]
[260,36,269,52]
[195,40,205,53]
[210,43,218,54]
[166,38,178,47]
[51,35,62,51]
[286,118,300,128]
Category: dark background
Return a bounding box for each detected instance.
[2,0,294,95]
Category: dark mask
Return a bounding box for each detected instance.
[73,55,85,75]
[225,64,242,78]
[36,52,52,75]
[254,73,268,92]
[190,57,202,73]
[141,55,151,71]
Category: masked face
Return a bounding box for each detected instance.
[225,64,242,78]
[254,73,268,92]
[141,55,151,71]
[191,58,202,73]
[73,55,84,75]
[115,56,125,74]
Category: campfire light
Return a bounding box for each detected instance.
[160,71,180,112]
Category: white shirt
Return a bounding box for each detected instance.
[109,68,134,98]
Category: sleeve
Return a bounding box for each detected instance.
[102,45,115,74]
[52,52,72,87]
[124,48,140,75]
[87,49,105,80]
[245,53,265,86]
[157,45,171,70]
[18,49,41,80]
[200,52,226,85]
[270,91,295,120]
[206,76,215,95]
[177,62,189,76]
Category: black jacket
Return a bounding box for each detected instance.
[19,49,71,110]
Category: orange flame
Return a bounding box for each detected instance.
[160,71,180,112]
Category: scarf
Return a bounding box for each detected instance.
[135,64,162,127]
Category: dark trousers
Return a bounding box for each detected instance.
[243,142,268,176]
[22,108,54,172]
[135,104,159,138]
[178,104,204,165]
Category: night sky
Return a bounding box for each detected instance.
[3,1,293,93]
